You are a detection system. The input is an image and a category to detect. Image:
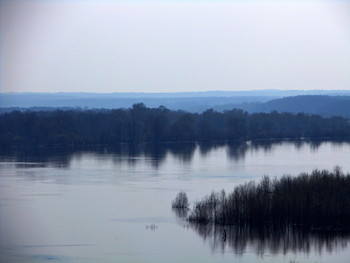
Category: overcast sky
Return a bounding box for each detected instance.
[1,0,349,93]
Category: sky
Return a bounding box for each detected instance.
[1,0,350,93]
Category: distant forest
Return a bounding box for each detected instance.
[1,103,350,148]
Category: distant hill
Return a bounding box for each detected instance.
[1,92,350,118]
[1,90,350,108]
[247,95,350,118]
[0,92,274,112]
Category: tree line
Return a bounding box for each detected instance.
[186,167,350,228]
[1,103,350,148]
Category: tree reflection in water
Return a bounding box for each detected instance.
[173,208,350,256]
[185,222,350,255]
[172,208,189,219]
[1,139,349,169]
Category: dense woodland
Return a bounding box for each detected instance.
[1,103,350,148]
[186,168,350,228]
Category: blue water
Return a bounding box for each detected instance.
[1,140,350,263]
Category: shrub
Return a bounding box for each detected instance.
[172,191,189,209]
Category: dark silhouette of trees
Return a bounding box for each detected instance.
[1,104,350,148]
[187,167,350,229]
[170,113,196,142]
[172,192,189,209]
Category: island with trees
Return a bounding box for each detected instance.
[173,167,350,229]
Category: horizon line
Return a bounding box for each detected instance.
[2,89,350,95]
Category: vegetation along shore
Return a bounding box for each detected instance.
[1,104,350,148]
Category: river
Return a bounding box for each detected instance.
[1,140,350,263]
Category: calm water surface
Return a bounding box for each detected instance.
[1,140,350,263]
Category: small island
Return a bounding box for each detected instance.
[173,167,350,229]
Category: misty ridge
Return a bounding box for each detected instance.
[2,91,350,118]
[1,102,350,148]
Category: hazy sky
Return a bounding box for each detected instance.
[1,0,349,93]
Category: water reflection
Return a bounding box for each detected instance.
[1,139,349,169]
[227,141,249,161]
[0,147,76,168]
[185,222,350,256]
[172,208,189,219]
[199,142,225,157]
